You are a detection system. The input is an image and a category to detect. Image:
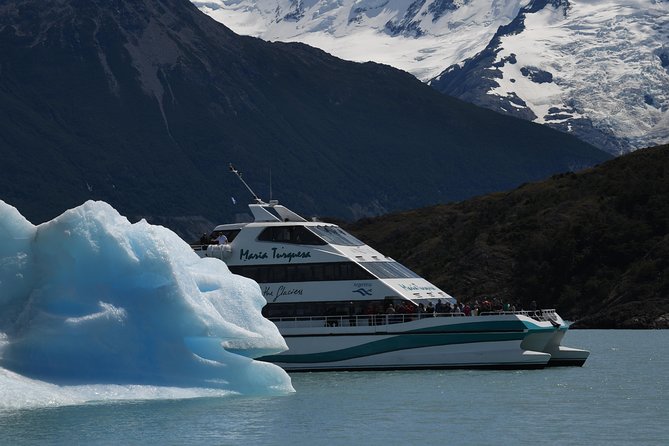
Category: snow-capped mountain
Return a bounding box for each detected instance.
[1,0,607,227]
[194,0,669,154]
[430,0,669,154]
[194,0,523,81]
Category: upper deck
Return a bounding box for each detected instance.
[193,166,455,304]
[193,201,455,304]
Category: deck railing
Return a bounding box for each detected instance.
[269,309,559,328]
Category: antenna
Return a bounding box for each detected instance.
[229,163,264,204]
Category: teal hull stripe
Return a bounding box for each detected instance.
[407,319,533,334]
[262,331,528,364]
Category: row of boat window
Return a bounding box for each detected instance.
[228,261,420,283]
[211,225,366,247]
[361,261,420,279]
[257,226,326,245]
[262,300,404,318]
[256,225,365,246]
[309,225,365,246]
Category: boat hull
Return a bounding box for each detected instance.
[521,318,590,367]
[259,314,577,371]
[265,338,550,371]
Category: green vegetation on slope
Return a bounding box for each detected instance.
[347,145,669,328]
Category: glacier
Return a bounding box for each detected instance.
[0,200,293,409]
[194,0,669,153]
[194,0,526,81]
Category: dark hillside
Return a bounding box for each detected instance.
[0,0,608,234]
[347,145,669,328]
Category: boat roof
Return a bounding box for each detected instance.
[248,202,306,222]
[213,201,335,232]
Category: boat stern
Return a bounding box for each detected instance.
[519,311,590,367]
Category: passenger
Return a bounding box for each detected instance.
[435,299,444,314]
[472,305,479,316]
[326,307,338,327]
[401,302,415,321]
[386,303,398,324]
[426,301,434,316]
[396,302,404,314]
[199,233,208,245]
[215,233,228,244]
[417,303,425,319]
[464,304,471,316]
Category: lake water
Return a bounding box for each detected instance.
[1,330,667,445]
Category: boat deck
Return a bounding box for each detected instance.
[269,309,560,329]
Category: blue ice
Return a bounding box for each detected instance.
[0,200,293,407]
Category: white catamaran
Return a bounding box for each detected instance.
[192,165,589,371]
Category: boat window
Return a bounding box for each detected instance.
[257,226,326,245]
[229,261,374,283]
[262,300,394,318]
[308,225,365,246]
[358,261,421,279]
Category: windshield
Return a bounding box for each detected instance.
[308,225,365,246]
[358,261,421,279]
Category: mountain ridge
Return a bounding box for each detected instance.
[195,0,669,154]
[0,0,608,233]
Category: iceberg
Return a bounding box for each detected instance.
[0,200,293,405]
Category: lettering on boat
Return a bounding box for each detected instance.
[398,282,437,292]
[278,286,303,297]
[239,249,268,261]
[262,285,304,302]
[239,248,311,262]
[271,248,311,262]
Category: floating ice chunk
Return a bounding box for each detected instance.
[0,201,35,315]
[0,200,292,397]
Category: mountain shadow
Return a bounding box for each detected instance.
[0,0,609,232]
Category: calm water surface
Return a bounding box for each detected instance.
[1,330,667,445]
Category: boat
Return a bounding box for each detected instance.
[192,165,589,371]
